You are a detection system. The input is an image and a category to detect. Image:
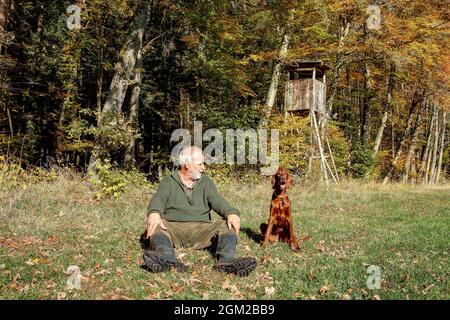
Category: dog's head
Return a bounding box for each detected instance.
[271,167,292,191]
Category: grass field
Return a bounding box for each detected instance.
[0,175,449,300]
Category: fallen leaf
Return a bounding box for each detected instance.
[66,266,82,290]
[372,294,381,300]
[13,273,21,283]
[341,293,351,300]
[422,284,435,293]
[171,283,185,294]
[319,285,330,295]
[95,269,109,276]
[148,291,161,299]
[264,287,275,297]
[257,272,274,282]
[56,292,66,300]
[202,292,210,299]
[116,267,123,276]
[25,259,35,266]
[222,279,241,296]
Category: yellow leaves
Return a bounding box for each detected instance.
[237,84,257,98]
[219,32,236,42]
[181,34,200,49]
[25,258,41,266]
[249,54,264,62]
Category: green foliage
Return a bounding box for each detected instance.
[0,156,60,192]
[90,159,127,199]
[29,167,59,183]
[0,156,27,192]
[324,123,351,177]
[266,114,349,178]
[269,114,312,174]
[349,142,375,179]
[0,0,447,184]
[207,164,264,186]
[89,159,154,199]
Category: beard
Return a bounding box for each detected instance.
[189,171,202,180]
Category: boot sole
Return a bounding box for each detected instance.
[214,258,257,277]
[143,250,188,273]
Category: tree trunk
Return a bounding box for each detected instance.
[124,67,141,170]
[373,63,395,155]
[402,109,423,182]
[435,111,447,183]
[6,107,13,137]
[424,106,437,184]
[96,20,104,125]
[326,19,350,117]
[99,1,150,123]
[382,93,422,184]
[419,104,434,182]
[259,33,290,126]
[0,0,10,54]
[360,62,372,145]
[89,1,150,174]
[429,107,440,184]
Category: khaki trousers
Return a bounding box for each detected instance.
[155,219,235,250]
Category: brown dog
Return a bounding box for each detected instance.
[260,167,300,251]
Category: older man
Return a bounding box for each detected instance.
[142,146,257,276]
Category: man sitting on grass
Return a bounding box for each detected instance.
[141,146,257,277]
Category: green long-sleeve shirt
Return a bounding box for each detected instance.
[147,170,239,222]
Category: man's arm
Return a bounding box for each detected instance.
[205,177,240,219]
[146,177,171,238]
[205,177,241,233]
[147,177,171,217]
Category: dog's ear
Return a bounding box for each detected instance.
[286,172,293,189]
[271,174,276,189]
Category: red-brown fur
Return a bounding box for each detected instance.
[260,167,300,251]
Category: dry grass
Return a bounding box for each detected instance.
[1,174,449,300]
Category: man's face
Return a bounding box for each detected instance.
[187,152,205,180]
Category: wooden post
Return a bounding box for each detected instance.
[326,136,339,181]
[311,110,329,186]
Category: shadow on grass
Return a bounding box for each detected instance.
[241,227,263,244]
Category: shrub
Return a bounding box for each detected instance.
[349,142,374,178]
[0,156,27,191]
[89,159,155,199]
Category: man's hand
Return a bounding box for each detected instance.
[146,212,167,238]
[226,213,241,234]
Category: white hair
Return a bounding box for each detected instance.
[178,146,203,166]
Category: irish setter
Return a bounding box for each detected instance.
[260,167,300,251]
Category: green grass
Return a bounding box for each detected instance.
[0,176,449,300]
